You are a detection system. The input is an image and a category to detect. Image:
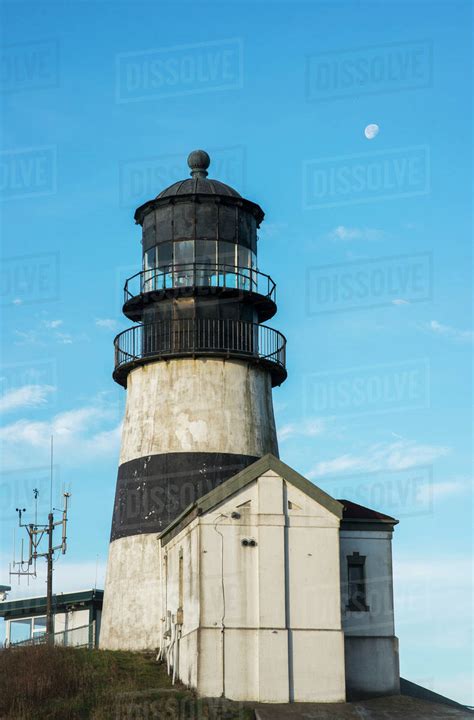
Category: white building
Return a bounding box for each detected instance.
[100,150,400,703]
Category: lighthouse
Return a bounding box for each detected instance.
[100,150,399,705]
[101,150,287,651]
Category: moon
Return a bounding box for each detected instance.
[364,123,379,140]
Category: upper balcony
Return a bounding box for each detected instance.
[113,318,287,388]
[122,264,277,322]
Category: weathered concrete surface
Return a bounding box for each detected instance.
[340,529,399,697]
[120,358,278,464]
[254,695,473,719]
[345,636,400,699]
[100,533,162,651]
[162,466,345,702]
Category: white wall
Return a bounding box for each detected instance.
[162,469,346,703]
[339,529,399,698]
[100,533,162,651]
[120,358,278,463]
[339,530,395,637]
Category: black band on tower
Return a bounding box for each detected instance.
[110,452,259,540]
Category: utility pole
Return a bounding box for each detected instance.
[46,511,54,639]
[10,490,71,644]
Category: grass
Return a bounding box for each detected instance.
[0,645,254,720]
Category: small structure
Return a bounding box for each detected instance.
[0,589,103,648]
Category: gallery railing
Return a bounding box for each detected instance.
[123,264,276,303]
[114,318,286,385]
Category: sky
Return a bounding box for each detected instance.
[0,0,472,706]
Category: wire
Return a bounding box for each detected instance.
[213,514,227,698]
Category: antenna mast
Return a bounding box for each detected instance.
[9,441,71,644]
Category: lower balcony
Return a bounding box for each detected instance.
[113,318,287,388]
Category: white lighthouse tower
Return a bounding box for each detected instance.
[101,150,287,651]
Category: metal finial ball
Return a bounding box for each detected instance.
[187,149,210,177]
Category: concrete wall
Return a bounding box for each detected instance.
[339,529,399,698]
[102,356,279,651]
[162,469,346,703]
[100,533,162,651]
[120,358,278,463]
[345,636,400,699]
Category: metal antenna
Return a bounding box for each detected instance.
[10,476,71,644]
[50,435,53,513]
[33,488,39,527]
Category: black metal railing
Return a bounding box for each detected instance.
[114,318,286,381]
[123,264,276,304]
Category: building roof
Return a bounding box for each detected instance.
[156,176,241,199]
[156,149,241,199]
[338,499,398,530]
[133,149,265,226]
[160,454,344,545]
[0,589,104,620]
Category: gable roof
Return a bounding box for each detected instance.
[160,454,343,545]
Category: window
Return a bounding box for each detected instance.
[157,242,173,289]
[218,241,236,268]
[33,616,47,636]
[143,247,157,292]
[346,553,369,611]
[9,618,32,644]
[195,240,217,286]
[237,245,252,291]
[218,242,237,289]
[173,241,194,286]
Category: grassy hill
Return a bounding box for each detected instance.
[0,645,253,720]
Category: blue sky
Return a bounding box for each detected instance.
[0,0,472,705]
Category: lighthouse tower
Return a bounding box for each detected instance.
[100,150,287,650]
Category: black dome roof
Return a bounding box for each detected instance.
[156,149,241,199]
[156,176,241,198]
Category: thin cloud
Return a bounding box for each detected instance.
[428,320,473,343]
[308,440,450,479]
[416,478,469,504]
[0,384,55,413]
[0,399,122,468]
[14,320,83,346]
[43,320,63,329]
[328,225,384,242]
[392,299,410,306]
[279,418,325,441]
[95,318,119,331]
